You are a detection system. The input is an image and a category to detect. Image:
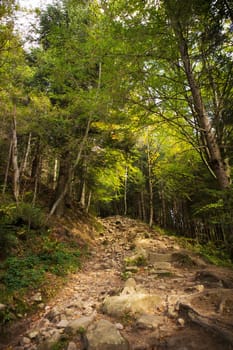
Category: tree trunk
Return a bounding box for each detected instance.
[2,140,12,194]
[124,165,128,216]
[12,109,20,202]
[49,117,91,217]
[80,179,86,208]
[169,15,230,190]
[147,135,154,227]
[32,153,41,207]
[86,190,92,213]
[53,158,58,190]
[20,132,31,177]
[31,138,41,179]
[51,153,71,216]
[140,191,146,222]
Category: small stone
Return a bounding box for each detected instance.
[27,330,39,339]
[31,292,42,302]
[67,342,77,350]
[177,318,185,327]
[0,303,6,311]
[115,323,124,330]
[195,284,205,292]
[22,337,31,345]
[57,319,69,328]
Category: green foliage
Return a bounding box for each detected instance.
[195,242,233,268]
[2,255,45,291]
[124,254,147,267]
[0,202,45,254]
[50,338,69,350]
[1,243,81,291]
[38,239,81,276]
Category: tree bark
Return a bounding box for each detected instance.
[12,109,20,202]
[169,16,230,190]
[124,165,128,216]
[20,132,31,177]
[2,140,12,194]
[147,134,154,227]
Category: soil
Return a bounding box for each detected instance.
[1,215,233,350]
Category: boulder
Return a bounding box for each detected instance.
[65,313,96,334]
[84,319,129,350]
[37,331,61,350]
[136,314,164,329]
[103,293,162,317]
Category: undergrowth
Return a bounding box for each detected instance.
[153,225,233,268]
[0,201,86,327]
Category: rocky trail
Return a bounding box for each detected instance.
[1,216,233,350]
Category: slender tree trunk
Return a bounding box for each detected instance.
[32,153,41,207]
[124,165,128,216]
[169,15,230,189]
[147,134,154,227]
[2,140,12,194]
[12,109,20,202]
[86,190,92,213]
[31,138,41,178]
[51,153,71,217]
[140,191,146,221]
[53,158,58,190]
[20,132,31,177]
[80,179,86,208]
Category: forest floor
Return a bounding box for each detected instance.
[1,215,233,350]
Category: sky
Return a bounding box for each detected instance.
[16,0,54,46]
[18,0,53,9]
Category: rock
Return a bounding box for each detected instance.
[27,330,39,339]
[177,318,185,327]
[136,314,164,329]
[67,342,78,350]
[84,319,129,350]
[125,266,139,273]
[195,270,225,288]
[153,262,172,270]
[0,303,6,311]
[65,313,96,334]
[124,248,148,267]
[21,337,31,345]
[124,278,137,289]
[31,292,42,302]
[148,253,173,263]
[37,331,61,350]
[115,323,124,330]
[103,293,162,317]
[57,319,69,328]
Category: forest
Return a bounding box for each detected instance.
[0,0,233,259]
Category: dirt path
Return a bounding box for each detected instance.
[1,216,233,349]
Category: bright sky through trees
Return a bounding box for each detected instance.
[19,0,53,8]
[16,0,53,46]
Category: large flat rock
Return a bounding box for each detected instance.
[103,292,162,317]
[84,319,129,350]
